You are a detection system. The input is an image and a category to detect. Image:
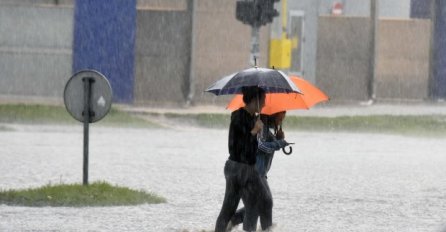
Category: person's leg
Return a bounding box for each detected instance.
[241,167,261,231]
[215,186,240,232]
[242,169,274,231]
[215,161,242,232]
[241,190,259,231]
[230,207,245,226]
[258,177,273,230]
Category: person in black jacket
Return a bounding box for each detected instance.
[214,86,271,232]
[228,112,289,230]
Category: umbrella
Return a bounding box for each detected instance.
[226,76,329,115]
[205,67,301,95]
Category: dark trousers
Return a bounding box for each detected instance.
[215,160,273,232]
[230,175,273,230]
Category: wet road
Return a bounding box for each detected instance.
[1,124,446,231]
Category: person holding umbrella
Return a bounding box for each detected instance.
[206,66,301,231]
[214,86,273,232]
[228,111,290,230]
[221,74,329,231]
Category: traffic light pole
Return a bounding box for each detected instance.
[236,0,279,66]
[250,25,260,66]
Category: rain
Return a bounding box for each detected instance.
[1,0,446,231]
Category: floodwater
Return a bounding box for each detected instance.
[1,124,446,232]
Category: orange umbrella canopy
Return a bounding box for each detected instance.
[227,76,329,115]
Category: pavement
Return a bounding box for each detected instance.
[2,124,446,231]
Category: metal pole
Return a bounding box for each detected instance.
[428,0,438,99]
[186,0,196,106]
[368,0,378,102]
[250,26,260,66]
[82,77,92,186]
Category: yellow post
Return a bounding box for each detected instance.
[269,0,291,69]
[282,0,287,39]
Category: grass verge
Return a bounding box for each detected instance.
[282,115,446,136]
[0,181,166,207]
[0,104,159,128]
[3,104,446,136]
[163,113,446,137]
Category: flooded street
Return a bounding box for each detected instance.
[1,0,445,231]
[1,124,446,232]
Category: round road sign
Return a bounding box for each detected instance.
[64,70,112,123]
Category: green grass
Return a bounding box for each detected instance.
[282,115,446,136]
[98,107,159,127]
[0,104,159,127]
[163,112,229,128]
[3,104,446,136]
[0,181,166,207]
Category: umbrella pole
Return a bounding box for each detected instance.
[256,92,262,140]
[256,92,260,116]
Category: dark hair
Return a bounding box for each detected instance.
[260,111,286,129]
[260,114,273,127]
[241,86,265,104]
[272,111,286,118]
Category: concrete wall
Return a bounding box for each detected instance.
[375,19,431,100]
[0,0,73,5]
[134,8,192,105]
[316,16,431,101]
[137,0,187,10]
[134,0,271,106]
[191,0,270,105]
[0,1,268,107]
[0,1,432,105]
[316,16,371,101]
[0,4,73,100]
[279,0,411,99]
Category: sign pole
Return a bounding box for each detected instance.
[82,77,93,185]
[64,70,112,186]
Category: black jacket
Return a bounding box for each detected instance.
[228,108,258,165]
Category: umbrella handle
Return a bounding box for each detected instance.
[282,146,292,155]
[256,92,260,114]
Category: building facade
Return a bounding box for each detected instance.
[0,0,443,106]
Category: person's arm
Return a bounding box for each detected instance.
[250,118,263,136]
[258,139,288,154]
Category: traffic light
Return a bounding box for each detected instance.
[258,0,279,26]
[236,0,257,26]
[236,0,279,27]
